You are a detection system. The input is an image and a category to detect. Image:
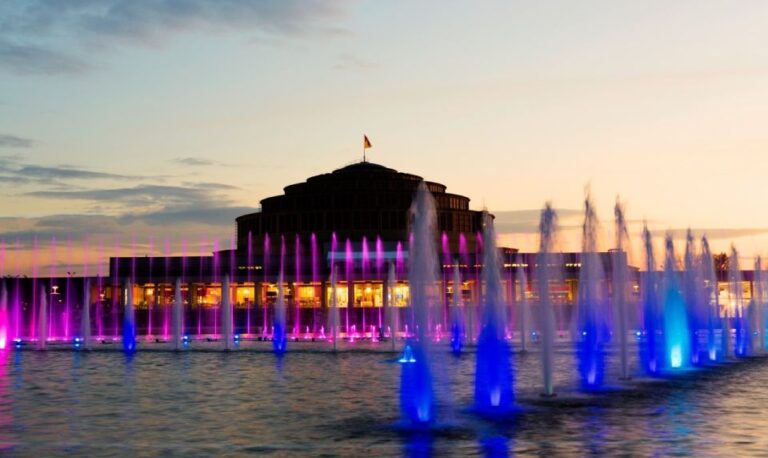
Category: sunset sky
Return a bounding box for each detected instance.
[2,0,768,274]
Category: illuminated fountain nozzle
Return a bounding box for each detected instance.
[398,345,417,364]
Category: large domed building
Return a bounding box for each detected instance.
[108,161,516,336]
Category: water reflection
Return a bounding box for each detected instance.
[0,350,13,451]
[0,347,767,455]
[479,435,509,457]
[402,431,433,458]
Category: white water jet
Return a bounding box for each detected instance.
[729,246,750,357]
[172,278,184,350]
[700,236,719,361]
[683,229,703,365]
[80,279,91,349]
[38,285,48,350]
[273,271,287,354]
[330,266,339,351]
[0,282,7,350]
[387,263,397,352]
[123,278,136,353]
[450,262,463,354]
[537,203,558,396]
[753,258,765,353]
[399,181,439,425]
[516,257,529,353]
[613,199,630,379]
[222,275,233,351]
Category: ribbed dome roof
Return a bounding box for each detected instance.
[331,161,398,175]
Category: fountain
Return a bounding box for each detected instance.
[683,230,705,366]
[474,211,514,413]
[172,278,184,350]
[37,286,47,350]
[515,256,530,353]
[80,279,91,350]
[729,246,751,357]
[641,226,662,375]
[537,203,558,396]
[700,236,719,361]
[449,263,463,356]
[221,275,233,351]
[273,272,287,355]
[613,199,630,379]
[123,278,136,353]
[753,258,764,353]
[329,266,339,351]
[575,194,608,390]
[387,263,397,353]
[662,235,689,370]
[399,182,438,426]
[0,282,7,350]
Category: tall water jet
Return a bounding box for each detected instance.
[449,263,463,356]
[294,234,302,338]
[400,182,438,426]
[537,204,558,396]
[700,236,719,361]
[221,275,233,350]
[172,278,184,350]
[683,230,704,365]
[729,246,750,357]
[474,211,514,413]
[123,278,136,353]
[613,199,630,379]
[575,194,608,390]
[641,226,662,375]
[13,270,22,341]
[387,262,398,352]
[273,272,287,355]
[0,282,7,350]
[37,286,48,350]
[515,257,530,353]
[662,235,689,369]
[80,279,91,350]
[753,258,765,353]
[329,267,339,352]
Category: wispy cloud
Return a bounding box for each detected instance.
[0,134,34,148]
[174,157,218,167]
[0,0,346,76]
[493,208,582,234]
[0,158,143,187]
[655,227,768,241]
[16,165,132,180]
[23,181,255,224]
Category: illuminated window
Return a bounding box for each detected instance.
[235,284,255,308]
[325,283,349,308]
[353,282,383,308]
[392,283,410,307]
[296,284,321,308]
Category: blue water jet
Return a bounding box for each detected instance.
[574,195,608,390]
[662,236,689,370]
[701,236,719,362]
[474,212,514,413]
[449,264,463,357]
[399,343,433,425]
[399,182,439,426]
[273,272,288,356]
[641,225,663,375]
[123,278,136,354]
[730,246,751,358]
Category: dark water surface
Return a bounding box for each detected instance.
[1,341,767,456]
